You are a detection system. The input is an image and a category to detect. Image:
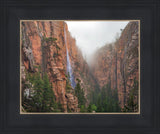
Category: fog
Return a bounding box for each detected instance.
[66,21,129,62]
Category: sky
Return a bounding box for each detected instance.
[66,21,129,62]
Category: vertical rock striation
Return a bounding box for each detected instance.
[21,21,81,112]
[21,20,96,112]
[91,21,139,108]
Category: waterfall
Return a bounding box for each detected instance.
[64,26,76,88]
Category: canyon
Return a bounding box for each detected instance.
[21,20,139,112]
[91,21,139,107]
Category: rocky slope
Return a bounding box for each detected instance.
[21,21,95,112]
[91,21,139,108]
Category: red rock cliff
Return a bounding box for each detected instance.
[91,21,139,108]
[21,21,92,112]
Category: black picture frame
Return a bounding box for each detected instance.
[0,0,160,134]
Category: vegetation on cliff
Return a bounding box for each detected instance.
[74,78,86,111]
[90,21,139,112]
[122,79,139,112]
[22,69,64,112]
[87,82,120,112]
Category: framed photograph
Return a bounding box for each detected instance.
[0,0,160,133]
[20,20,140,114]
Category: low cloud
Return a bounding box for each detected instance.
[66,21,129,62]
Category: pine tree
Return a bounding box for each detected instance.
[75,78,86,108]
[22,70,64,112]
[122,79,138,112]
[32,71,44,112]
[94,83,120,112]
[42,73,55,112]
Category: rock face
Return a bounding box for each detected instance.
[91,21,139,107]
[21,21,91,112]
[64,25,97,103]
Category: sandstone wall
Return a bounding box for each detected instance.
[21,21,87,112]
[91,21,139,107]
